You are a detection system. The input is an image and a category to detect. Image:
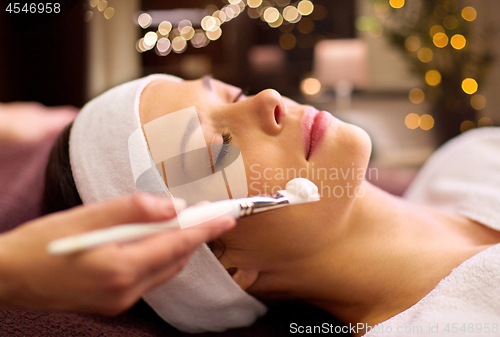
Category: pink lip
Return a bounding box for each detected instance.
[302,108,331,160]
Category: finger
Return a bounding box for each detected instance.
[138,254,192,294]
[123,214,236,276]
[47,194,187,233]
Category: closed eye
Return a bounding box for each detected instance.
[233,87,249,103]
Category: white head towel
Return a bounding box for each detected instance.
[69,74,267,333]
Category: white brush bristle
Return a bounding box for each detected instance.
[279,178,320,204]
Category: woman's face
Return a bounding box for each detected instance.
[140,77,371,275]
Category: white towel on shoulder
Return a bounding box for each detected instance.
[364,127,500,337]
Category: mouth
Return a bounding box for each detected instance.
[302,108,331,160]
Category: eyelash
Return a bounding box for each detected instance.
[214,87,247,167]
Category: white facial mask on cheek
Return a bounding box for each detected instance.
[129,106,248,216]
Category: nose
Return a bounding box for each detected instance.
[249,89,285,135]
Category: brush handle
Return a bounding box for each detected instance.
[47,200,241,255]
[47,222,177,255]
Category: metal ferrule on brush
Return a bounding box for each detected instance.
[237,193,290,217]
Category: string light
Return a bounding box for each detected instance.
[419,114,434,130]
[409,88,425,104]
[477,117,493,127]
[462,78,478,94]
[450,34,466,50]
[429,24,445,37]
[85,0,114,22]
[283,5,299,22]
[264,7,280,23]
[461,6,477,21]
[405,36,421,52]
[460,120,475,133]
[279,33,296,50]
[158,21,172,36]
[134,0,325,56]
[433,32,448,48]
[417,48,433,63]
[297,1,314,16]
[389,0,404,9]
[471,94,486,110]
[138,13,152,29]
[425,70,441,86]
[405,113,419,129]
[443,15,458,30]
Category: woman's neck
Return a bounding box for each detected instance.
[286,180,500,336]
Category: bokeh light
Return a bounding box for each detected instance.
[417,48,433,63]
[477,117,493,127]
[156,38,172,56]
[425,70,441,86]
[206,27,222,41]
[310,4,327,20]
[443,15,458,30]
[433,32,449,48]
[374,0,390,16]
[367,22,383,38]
[460,120,475,133]
[462,7,477,21]
[297,17,314,34]
[138,13,152,29]
[264,7,280,23]
[97,0,107,12]
[419,114,434,130]
[144,32,158,47]
[405,113,420,129]
[301,77,322,96]
[269,13,284,28]
[283,5,299,22]
[104,7,114,19]
[84,11,93,22]
[178,20,193,35]
[450,34,466,49]
[298,1,314,16]
[471,94,486,110]
[430,24,445,37]
[247,0,263,8]
[279,33,296,50]
[213,10,228,23]
[434,5,447,18]
[181,27,195,40]
[172,36,187,53]
[201,16,219,31]
[462,78,478,95]
[409,88,425,104]
[158,21,172,36]
[389,0,405,9]
[191,30,210,48]
[405,36,421,52]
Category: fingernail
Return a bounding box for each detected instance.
[172,198,187,212]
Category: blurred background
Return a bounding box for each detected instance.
[1,0,499,177]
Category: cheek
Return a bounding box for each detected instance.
[311,122,372,198]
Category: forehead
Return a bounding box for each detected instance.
[139,78,205,126]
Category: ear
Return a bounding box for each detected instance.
[227,268,259,290]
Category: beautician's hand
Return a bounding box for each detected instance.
[0,194,235,315]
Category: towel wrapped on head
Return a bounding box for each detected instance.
[69,74,267,333]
